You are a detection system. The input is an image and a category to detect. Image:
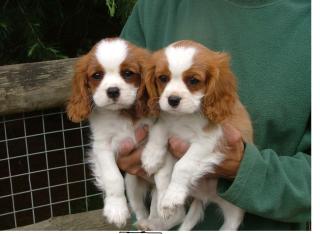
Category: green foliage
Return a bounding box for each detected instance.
[106,0,116,17]
[0,0,137,65]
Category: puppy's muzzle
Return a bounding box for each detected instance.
[107,87,120,100]
[168,95,181,108]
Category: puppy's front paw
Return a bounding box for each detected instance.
[103,197,130,228]
[159,187,187,220]
[141,144,166,175]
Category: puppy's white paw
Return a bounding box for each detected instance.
[103,197,130,228]
[141,145,166,175]
[159,188,187,220]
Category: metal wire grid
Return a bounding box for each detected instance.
[0,108,103,230]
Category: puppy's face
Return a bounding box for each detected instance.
[146,40,237,122]
[155,45,204,114]
[67,38,150,122]
[92,39,144,109]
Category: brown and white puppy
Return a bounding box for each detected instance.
[67,38,153,228]
[141,40,253,230]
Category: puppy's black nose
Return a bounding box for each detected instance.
[107,87,120,99]
[168,95,181,108]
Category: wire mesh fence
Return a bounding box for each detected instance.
[0,107,103,230]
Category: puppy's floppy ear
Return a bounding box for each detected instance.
[144,62,160,116]
[135,69,149,118]
[133,48,152,118]
[66,55,92,123]
[202,52,237,123]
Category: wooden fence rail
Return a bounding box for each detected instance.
[0,58,77,115]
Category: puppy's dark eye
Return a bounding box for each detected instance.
[122,69,135,80]
[159,75,169,83]
[188,76,200,85]
[91,72,103,80]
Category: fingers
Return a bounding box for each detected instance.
[116,125,149,181]
[117,146,149,180]
[117,147,143,171]
[168,136,190,158]
[135,125,149,143]
[126,165,145,177]
[118,138,135,156]
[222,123,242,146]
[124,164,148,180]
[213,124,245,180]
[117,125,148,157]
[135,168,150,181]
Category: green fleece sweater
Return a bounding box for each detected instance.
[120,0,311,230]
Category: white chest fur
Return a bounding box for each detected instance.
[90,110,135,151]
[89,109,151,152]
[161,112,223,146]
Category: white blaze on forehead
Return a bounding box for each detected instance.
[165,46,196,77]
[95,39,128,71]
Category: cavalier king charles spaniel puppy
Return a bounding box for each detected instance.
[141,40,253,230]
[66,38,154,228]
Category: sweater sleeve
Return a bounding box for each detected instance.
[217,125,311,223]
[120,0,146,48]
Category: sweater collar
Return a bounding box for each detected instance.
[225,0,280,8]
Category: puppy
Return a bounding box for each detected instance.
[66,38,153,227]
[141,40,253,230]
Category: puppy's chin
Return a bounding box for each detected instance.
[93,95,136,111]
[96,103,132,111]
[164,109,186,115]
[94,101,133,111]
[105,104,125,111]
[159,100,200,115]
[160,105,199,115]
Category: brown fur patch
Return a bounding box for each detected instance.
[144,50,168,116]
[66,54,92,123]
[182,68,207,93]
[203,121,218,132]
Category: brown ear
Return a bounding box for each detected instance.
[135,73,149,118]
[202,52,237,123]
[66,55,91,123]
[132,48,152,118]
[144,63,160,116]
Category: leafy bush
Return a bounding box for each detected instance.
[0,0,136,65]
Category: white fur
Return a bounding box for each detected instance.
[96,39,127,71]
[86,39,155,227]
[165,45,196,76]
[178,199,205,231]
[141,45,244,230]
[125,174,149,221]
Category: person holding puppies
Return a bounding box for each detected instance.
[117,0,311,230]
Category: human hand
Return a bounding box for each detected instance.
[117,125,150,180]
[168,123,245,180]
